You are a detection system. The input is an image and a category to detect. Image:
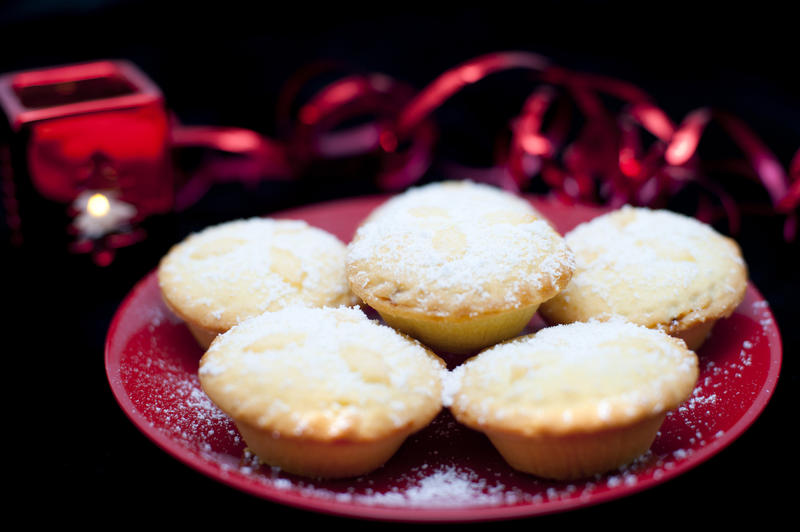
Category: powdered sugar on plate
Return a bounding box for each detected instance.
[111,283,775,514]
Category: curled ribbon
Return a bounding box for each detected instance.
[177,51,798,240]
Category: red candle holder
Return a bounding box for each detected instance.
[0,60,173,265]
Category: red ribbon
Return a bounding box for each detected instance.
[175,51,798,240]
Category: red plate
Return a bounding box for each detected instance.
[105,195,782,522]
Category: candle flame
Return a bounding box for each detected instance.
[87,193,111,217]
[72,190,137,240]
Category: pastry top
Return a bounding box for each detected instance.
[199,306,445,442]
[158,218,355,334]
[346,181,575,319]
[445,320,698,437]
[539,206,748,333]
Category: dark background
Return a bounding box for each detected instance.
[3,1,797,527]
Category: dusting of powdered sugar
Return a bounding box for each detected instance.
[159,217,353,328]
[346,181,574,315]
[449,319,698,432]
[548,205,746,326]
[199,306,444,438]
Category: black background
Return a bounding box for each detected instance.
[3,1,797,527]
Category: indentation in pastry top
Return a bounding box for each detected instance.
[539,206,748,332]
[158,218,356,333]
[199,306,446,442]
[446,320,698,436]
[346,181,575,318]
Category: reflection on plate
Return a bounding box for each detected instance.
[105,195,782,522]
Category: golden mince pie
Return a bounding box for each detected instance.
[539,206,748,350]
[445,320,699,480]
[158,218,355,349]
[198,306,446,478]
[346,181,575,354]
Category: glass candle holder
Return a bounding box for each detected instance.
[0,60,174,265]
